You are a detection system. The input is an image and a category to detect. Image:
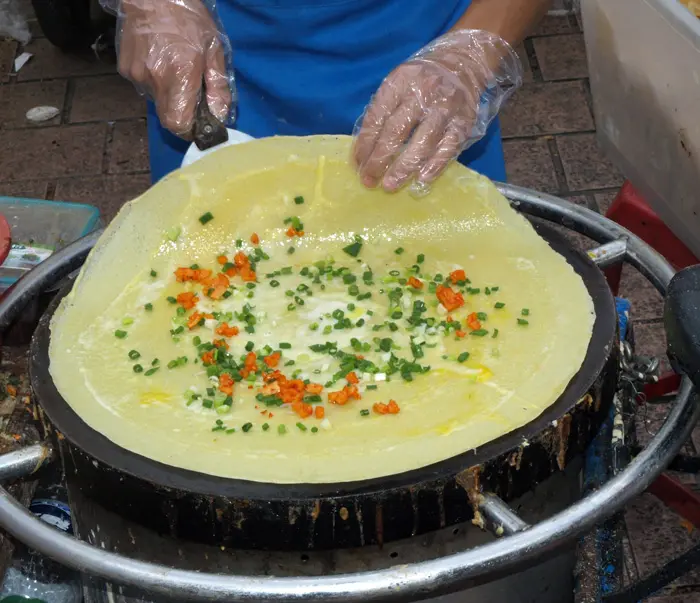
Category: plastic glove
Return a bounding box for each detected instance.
[101,0,235,137]
[353,30,523,194]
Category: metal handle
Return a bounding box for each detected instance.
[191,79,229,152]
[0,187,693,602]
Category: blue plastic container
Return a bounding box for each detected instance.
[0,197,101,292]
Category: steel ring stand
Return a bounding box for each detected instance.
[0,184,693,603]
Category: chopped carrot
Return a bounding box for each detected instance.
[219,373,234,396]
[217,255,228,265]
[455,330,467,338]
[305,383,324,394]
[450,269,467,284]
[263,352,281,368]
[466,312,482,331]
[216,323,239,338]
[373,400,400,415]
[213,339,229,350]
[436,285,465,312]
[408,276,423,290]
[239,266,257,282]
[187,311,204,330]
[202,273,230,299]
[328,385,361,406]
[446,315,454,323]
[251,233,260,245]
[286,226,296,238]
[346,371,359,385]
[6,385,17,397]
[315,406,325,419]
[176,291,199,310]
[291,401,313,419]
[201,350,215,365]
[233,251,249,268]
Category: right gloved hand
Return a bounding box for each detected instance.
[102,0,234,137]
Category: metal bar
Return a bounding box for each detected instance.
[587,240,629,269]
[0,186,689,602]
[497,184,676,294]
[477,493,529,536]
[0,444,54,481]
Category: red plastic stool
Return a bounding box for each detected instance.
[604,181,698,294]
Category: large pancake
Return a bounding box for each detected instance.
[48,135,595,484]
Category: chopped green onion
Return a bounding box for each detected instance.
[394,247,404,255]
[287,246,295,255]
[133,364,143,373]
[296,422,307,432]
[199,212,214,225]
[494,302,505,309]
[470,329,489,337]
[360,409,370,416]
[242,422,253,433]
[114,330,127,339]
[263,423,270,431]
[521,308,530,316]
[517,318,529,326]
[269,280,280,288]
[476,312,487,321]
[294,195,305,205]
[150,270,157,278]
[366,384,378,390]
[144,367,159,376]
[457,352,470,363]
[245,341,254,351]
[166,296,177,304]
[342,241,363,258]
[278,424,287,435]
[492,328,499,339]
[128,350,141,360]
[144,303,153,311]
[417,254,425,264]
[311,426,318,433]
[279,342,292,349]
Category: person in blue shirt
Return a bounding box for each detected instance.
[104,0,550,189]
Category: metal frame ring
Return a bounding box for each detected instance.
[0,184,693,602]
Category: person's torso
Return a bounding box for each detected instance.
[216,0,472,137]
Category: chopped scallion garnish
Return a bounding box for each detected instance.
[199,212,214,225]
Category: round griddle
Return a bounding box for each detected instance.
[30,220,617,550]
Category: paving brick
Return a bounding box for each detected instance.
[0,124,106,182]
[0,180,48,199]
[633,320,671,373]
[626,493,700,591]
[594,191,618,214]
[0,80,66,128]
[513,44,533,84]
[620,265,664,322]
[17,39,115,81]
[556,133,624,191]
[0,38,18,83]
[54,174,151,224]
[501,81,594,138]
[107,119,149,174]
[70,74,146,123]
[533,34,588,81]
[503,138,559,194]
[531,14,579,36]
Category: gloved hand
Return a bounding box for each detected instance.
[101,0,235,137]
[353,30,523,194]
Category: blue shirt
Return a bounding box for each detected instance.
[147,0,506,183]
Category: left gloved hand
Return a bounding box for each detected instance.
[353,29,523,193]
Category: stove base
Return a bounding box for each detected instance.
[74,459,582,603]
